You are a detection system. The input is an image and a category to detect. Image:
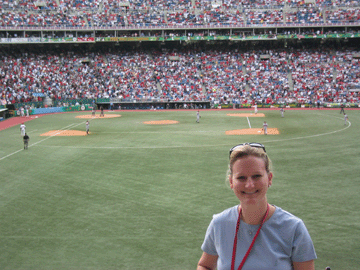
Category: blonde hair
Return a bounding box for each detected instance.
[227,144,272,178]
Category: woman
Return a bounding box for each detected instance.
[197,143,316,270]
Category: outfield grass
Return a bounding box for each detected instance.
[0,109,359,270]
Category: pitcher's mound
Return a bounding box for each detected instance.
[41,130,87,136]
[227,113,265,117]
[76,114,121,119]
[143,120,179,125]
[226,128,279,135]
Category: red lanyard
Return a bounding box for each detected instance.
[231,204,270,270]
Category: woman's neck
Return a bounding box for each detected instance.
[240,202,270,225]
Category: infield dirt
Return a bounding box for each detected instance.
[40,130,88,136]
[75,114,121,119]
[226,128,279,135]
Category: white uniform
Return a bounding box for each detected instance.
[280,108,284,117]
[20,124,26,136]
[254,104,258,114]
[344,114,348,125]
[263,121,268,135]
[196,111,200,123]
[86,121,90,134]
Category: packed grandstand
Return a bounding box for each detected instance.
[0,0,360,111]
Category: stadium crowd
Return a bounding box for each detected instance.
[1,0,360,28]
[0,0,359,107]
[1,46,359,106]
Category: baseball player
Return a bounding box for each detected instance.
[86,120,90,134]
[254,104,258,114]
[20,123,26,136]
[23,133,30,150]
[263,121,268,135]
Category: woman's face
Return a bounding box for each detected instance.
[229,155,272,205]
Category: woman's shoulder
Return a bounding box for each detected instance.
[271,205,305,227]
[211,205,238,224]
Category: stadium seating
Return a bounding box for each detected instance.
[1,47,360,106]
[0,0,360,106]
[1,0,360,27]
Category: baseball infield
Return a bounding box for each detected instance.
[40,130,88,136]
[76,114,121,119]
[226,128,279,135]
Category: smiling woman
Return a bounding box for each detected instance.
[197,143,317,270]
[229,155,272,210]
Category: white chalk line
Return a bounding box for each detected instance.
[262,120,351,145]
[34,120,351,150]
[247,117,252,128]
[88,130,223,134]
[0,122,81,161]
[0,116,352,158]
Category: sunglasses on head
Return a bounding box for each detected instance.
[229,142,266,158]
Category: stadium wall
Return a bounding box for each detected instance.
[5,100,360,119]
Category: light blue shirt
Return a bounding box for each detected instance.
[201,205,317,270]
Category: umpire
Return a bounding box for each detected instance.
[23,133,30,150]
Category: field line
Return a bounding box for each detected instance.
[247,117,251,128]
[0,123,79,161]
[0,149,25,161]
[35,119,351,151]
[91,130,223,134]
[262,120,351,144]
[3,115,352,154]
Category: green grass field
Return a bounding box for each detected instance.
[0,109,359,270]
